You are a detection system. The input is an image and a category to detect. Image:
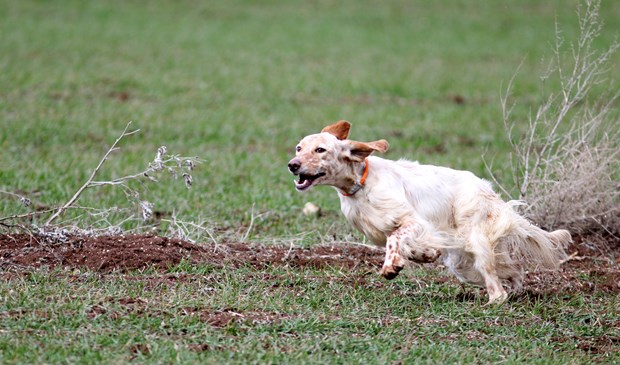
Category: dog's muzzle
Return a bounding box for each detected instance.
[288,158,325,191]
[288,158,301,174]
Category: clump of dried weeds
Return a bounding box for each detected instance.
[491,0,619,240]
[0,122,202,240]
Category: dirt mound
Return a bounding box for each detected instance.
[0,233,618,295]
[0,233,384,272]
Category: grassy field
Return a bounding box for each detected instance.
[1,0,619,363]
[1,261,618,364]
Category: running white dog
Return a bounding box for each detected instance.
[288,120,570,304]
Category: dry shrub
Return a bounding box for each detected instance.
[0,122,202,238]
[495,0,620,238]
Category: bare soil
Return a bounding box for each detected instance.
[0,233,384,272]
[0,233,618,296]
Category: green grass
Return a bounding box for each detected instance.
[1,0,618,241]
[1,265,618,364]
[1,0,619,363]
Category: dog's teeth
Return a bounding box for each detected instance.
[295,178,313,191]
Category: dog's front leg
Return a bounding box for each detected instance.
[379,233,406,280]
[379,221,441,280]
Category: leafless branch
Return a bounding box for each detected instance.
[45,122,138,226]
[491,0,620,236]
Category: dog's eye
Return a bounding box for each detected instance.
[296,146,301,153]
[315,147,326,153]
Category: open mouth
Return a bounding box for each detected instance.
[294,172,326,191]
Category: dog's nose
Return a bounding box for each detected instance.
[288,158,301,173]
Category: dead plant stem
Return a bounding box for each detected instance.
[44,122,138,226]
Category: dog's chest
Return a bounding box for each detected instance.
[339,194,406,246]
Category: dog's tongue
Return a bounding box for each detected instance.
[295,177,313,191]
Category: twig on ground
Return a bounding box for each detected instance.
[0,208,55,224]
[346,241,383,250]
[283,241,295,261]
[242,204,256,242]
[559,251,586,265]
[0,190,32,208]
[163,213,218,245]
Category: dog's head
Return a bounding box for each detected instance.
[288,120,389,191]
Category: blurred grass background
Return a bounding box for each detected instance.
[1,2,620,364]
[1,0,618,242]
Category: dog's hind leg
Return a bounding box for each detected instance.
[380,221,441,280]
[494,244,524,293]
[468,229,508,305]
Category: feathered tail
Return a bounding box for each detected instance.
[499,203,571,270]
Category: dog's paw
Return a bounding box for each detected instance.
[405,247,440,263]
[379,264,403,280]
[485,289,508,306]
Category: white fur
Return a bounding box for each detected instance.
[289,123,571,304]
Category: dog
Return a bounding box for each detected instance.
[288,120,570,304]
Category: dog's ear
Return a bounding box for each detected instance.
[344,139,389,162]
[321,120,351,140]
